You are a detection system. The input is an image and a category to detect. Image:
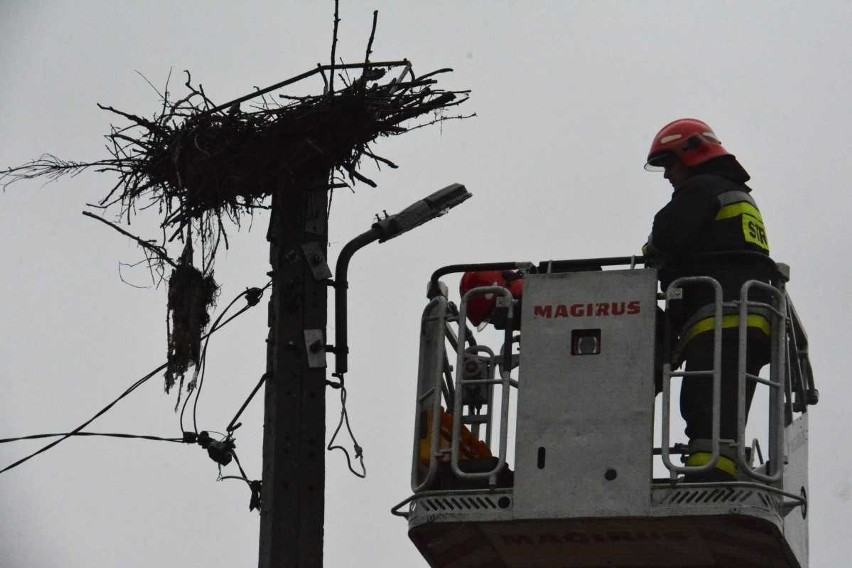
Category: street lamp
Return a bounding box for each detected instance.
[333,183,472,378]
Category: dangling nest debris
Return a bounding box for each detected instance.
[165,245,219,394]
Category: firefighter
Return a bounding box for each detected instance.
[458,270,524,330]
[643,118,773,481]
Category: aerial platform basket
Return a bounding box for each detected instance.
[394,256,815,568]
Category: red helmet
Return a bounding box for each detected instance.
[645,118,731,171]
[459,270,523,326]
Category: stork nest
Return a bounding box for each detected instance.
[2,64,470,242]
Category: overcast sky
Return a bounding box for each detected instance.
[1,2,850,567]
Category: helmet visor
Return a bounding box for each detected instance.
[644,152,676,172]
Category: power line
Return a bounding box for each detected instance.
[0,432,185,444]
[326,377,366,478]
[181,283,271,435]
[0,364,165,475]
[191,286,264,434]
[0,281,270,477]
[220,448,262,511]
[226,373,268,434]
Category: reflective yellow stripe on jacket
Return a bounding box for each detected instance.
[715,201,762,221]
[714,191,770,252]
[681,313,771,347]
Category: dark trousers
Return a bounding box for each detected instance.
[680,329,770,442]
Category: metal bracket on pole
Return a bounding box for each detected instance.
[304,329,327,369]
[302,242,332,281]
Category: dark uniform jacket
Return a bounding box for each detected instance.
[644,157,772,331]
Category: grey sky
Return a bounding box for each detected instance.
[1,2,848,567]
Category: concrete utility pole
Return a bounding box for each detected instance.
[258,175,330,568]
